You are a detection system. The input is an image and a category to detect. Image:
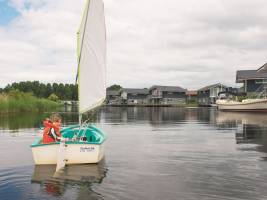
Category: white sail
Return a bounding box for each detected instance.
[77,0,106,114]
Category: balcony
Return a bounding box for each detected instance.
[148,94,163,99]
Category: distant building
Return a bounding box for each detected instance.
[186,90,197,103]
[106,90,121,105]
[121,88,149,105]
[236,63,267,96]
[197,83,228,106]
[148,85,187,105]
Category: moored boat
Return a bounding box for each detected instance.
[216,98,267,111]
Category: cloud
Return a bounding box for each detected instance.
[0,0,83,87]
[0,0,267,90]
[105,0,267,89]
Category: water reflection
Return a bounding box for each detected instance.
[0,112,48,130]
[101,107,267,154]
[216,111,267,154]
[0,106,79,130]
[2,107,267,156]
[31,160,107,199]
[0,111,91,130]
[102,107,229,126]
[102,106,187,125]
[1,107,267,199]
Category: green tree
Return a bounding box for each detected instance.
[64,84,72,100]
[39,83,46,98]
[3,81,78,101]
[71,84,78,100]
[32,81,40,97]
[52,83,59,97]
[107,84,122,91]
[45,83,52,98]
[57,83,65,99]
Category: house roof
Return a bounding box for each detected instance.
[257,63,267,72]
[236,70,267,83]
[149,85,186,92]
[186,91,197,96]
[106,90,120,96]
[198,83,227,91]
[121,88,149,94]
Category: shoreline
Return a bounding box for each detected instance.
[104,104,198,108]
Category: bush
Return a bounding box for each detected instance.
[0,90,61,113]
[237,96,247,102]
[48,93,59,102]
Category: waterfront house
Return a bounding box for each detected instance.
[236,63,267,97]
[148,85,187,105]
[186,90,197,103]
[106,90,121,105]
[121,88,149,105]
[197,83,228,106]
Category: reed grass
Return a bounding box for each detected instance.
[0,90,61,113]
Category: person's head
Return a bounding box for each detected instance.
[50,113,62,123]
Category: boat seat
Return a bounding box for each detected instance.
[61,128,101,143]
[62,129,76,139]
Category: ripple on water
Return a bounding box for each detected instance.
[1,107,267,200]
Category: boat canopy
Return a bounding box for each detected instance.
[77,0,106,114]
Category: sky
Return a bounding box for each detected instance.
[0,0,267,90]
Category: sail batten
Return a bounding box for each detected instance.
[77,0,106,114]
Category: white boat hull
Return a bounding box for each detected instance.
[217,99,267,111]
[32,142,105,165]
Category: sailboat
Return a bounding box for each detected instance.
[31,0,107,167]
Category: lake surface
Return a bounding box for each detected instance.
[1,107,267,200]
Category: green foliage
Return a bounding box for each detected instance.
[48,93,59,102]
[107,84,122,91]
[237,95,248,102]
[186,99,197,107]
[3,81,78,100]
[187,99,197,104]
[0,90,61,113]
[0,93,8,112]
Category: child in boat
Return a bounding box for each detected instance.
[42,113,62,144]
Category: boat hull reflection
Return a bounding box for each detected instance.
[32,161,107,183]
[31,161,107,198]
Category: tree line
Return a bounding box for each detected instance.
[0,81,78,101]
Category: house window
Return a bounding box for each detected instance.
[255,79,267,84]
[152,89,162,96]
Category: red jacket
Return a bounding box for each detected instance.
[43,120,61,144]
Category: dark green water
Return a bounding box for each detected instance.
[1,107,267,200]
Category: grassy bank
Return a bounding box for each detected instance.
[186,102,198,107]
[0,90,61,113]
